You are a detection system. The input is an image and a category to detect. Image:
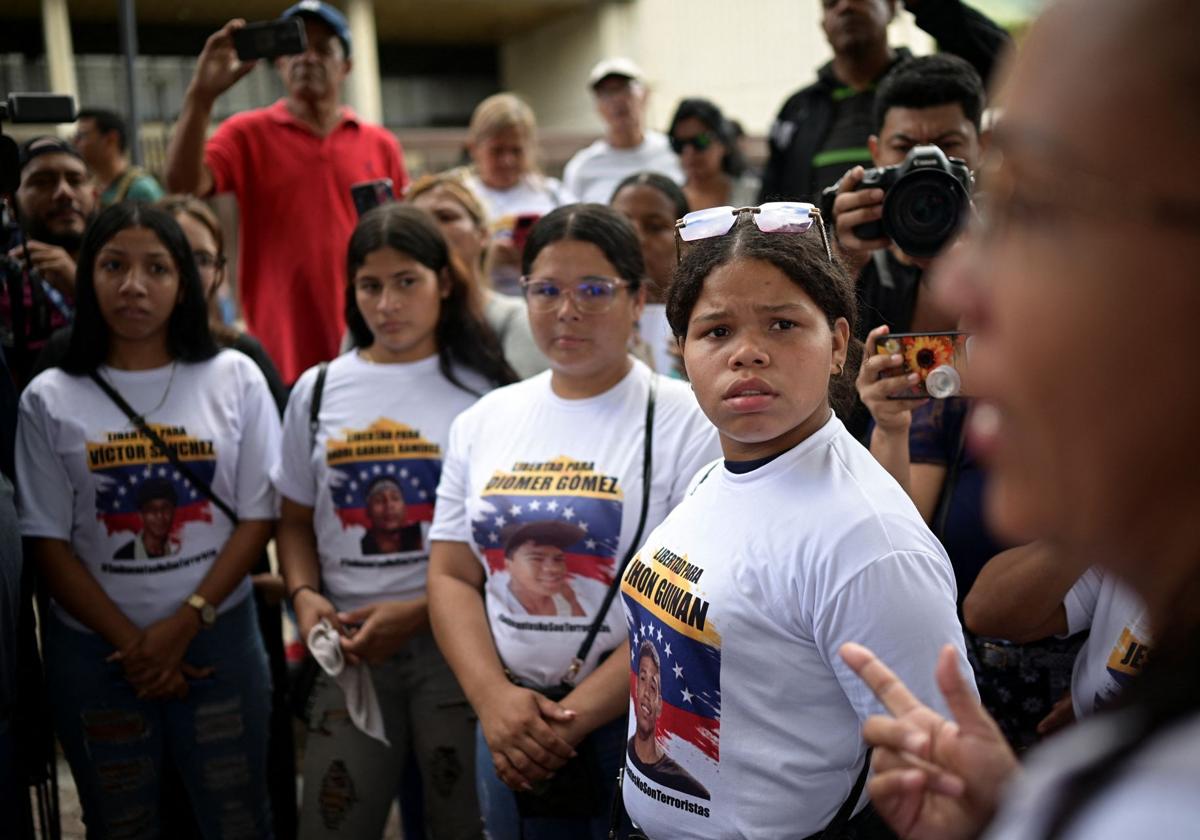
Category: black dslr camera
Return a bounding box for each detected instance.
[835,144,973,259]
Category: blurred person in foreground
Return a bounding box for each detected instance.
[73,108,165,207]
[165,1,408,384]
[759,0,1008,205]
[563,58,682,205]
[839,1,1200,837]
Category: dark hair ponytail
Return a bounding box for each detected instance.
[345,204,516,393]
[666,217,862,419]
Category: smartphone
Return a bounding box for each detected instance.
[232,19,308,61]
[510,213,540,253]
[4,93,76,123]
[875,331,969,399]
[350,179,396,217]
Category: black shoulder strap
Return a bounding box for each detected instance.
[309,361,329,452]
[931,405,969,541]
[564,372,658,685]
[818,748,873,839]
[88,370,239,525]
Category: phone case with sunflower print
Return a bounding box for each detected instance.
[876,332,969,399]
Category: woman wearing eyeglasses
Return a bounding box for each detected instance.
[667,99,759,212]
[614,204,969,839]
[427,203,719,840]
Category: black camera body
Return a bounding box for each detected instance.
[851,144,973,259]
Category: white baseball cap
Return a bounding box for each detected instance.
[588,56,646,89]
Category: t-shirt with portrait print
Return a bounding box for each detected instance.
[429,360,720,688]
[620,413,972,839]
[273,352,491,612]
[16,350,280,631]
[1062,566,1151,719]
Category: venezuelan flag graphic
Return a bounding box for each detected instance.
[326,419,440,530]
[87,425,218,538]
[622,545,721,772]
[473,456,624,587]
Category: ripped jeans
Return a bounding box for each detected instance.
[45,596,273,840]
[298,629,481,839]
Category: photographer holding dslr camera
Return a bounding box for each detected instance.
[824,54,983,345]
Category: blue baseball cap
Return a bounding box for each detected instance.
[283,1,352,57]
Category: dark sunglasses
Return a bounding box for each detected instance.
[669,132,714,154]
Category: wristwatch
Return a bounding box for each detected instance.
[186,593,217,629]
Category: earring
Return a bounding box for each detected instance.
[834,363,844,376]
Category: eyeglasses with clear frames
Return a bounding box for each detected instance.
[674,202,832,263]
[520,275,631,315]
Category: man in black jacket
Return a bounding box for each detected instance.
[759,0,1008,204]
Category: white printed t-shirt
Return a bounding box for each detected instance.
[429,360,719,688]
[620,413,973,839]
[562,132,684,205]
[272,352,490,612]
[465,171,575,219]
[1062,567,1150,719]
[17,351,280,631]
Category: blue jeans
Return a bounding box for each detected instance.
[475,714,626,840]
[45,596,273,840]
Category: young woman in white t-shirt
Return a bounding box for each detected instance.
[615,205,970,839]
[427,203,719,840]
[273,204,515,839]
[16,203,280,836]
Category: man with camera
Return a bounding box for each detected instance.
[165,0,408,385]
[759,0,1007,205]
[827,54,984,342]
[2,137,96,389]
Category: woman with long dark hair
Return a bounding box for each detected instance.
[610,172,689,377]
[16,202,279,836]
[426,203,719,840]
[273,204,514,838]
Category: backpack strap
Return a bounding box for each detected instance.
[309,362,329,453]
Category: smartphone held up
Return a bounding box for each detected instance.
[876,331,970,399]
[232,18,308,61]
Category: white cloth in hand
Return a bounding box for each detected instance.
[306,618,390,746]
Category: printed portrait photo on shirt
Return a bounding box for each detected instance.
[326,419,440,561]
[622,543,721,807]
[88,424,217,569]
[472,456,623,620]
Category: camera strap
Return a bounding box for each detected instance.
[88,370,239,525]
[563,371,657,686]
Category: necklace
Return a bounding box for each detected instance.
[105,361,178,426]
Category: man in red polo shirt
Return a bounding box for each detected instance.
[166,1,408,383]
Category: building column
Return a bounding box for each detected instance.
[345,0,383,125]
[41,0,78,104]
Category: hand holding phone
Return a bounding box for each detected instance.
[350,179,396,217]
[232,18,308,61]
[874,331,969,399]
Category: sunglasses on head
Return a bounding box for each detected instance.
[673,202,832,262]
[669,132,714,154]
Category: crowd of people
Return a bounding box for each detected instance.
[1,0,1197,838]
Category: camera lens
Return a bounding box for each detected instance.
[882,170,969,259]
